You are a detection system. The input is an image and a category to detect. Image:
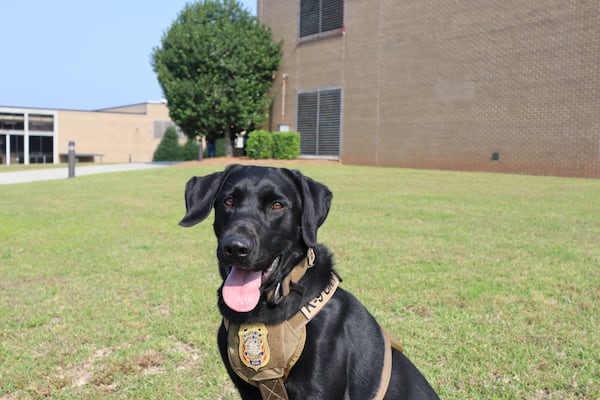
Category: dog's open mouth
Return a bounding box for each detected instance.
[222,256,279,312]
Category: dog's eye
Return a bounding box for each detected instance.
[224,197,234,207]
[271,201,284,210]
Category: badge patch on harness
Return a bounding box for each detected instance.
[238,323,270,370]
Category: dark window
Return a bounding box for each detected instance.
[0,134,5,164]
[299,0,344,38]
[297,88,342,157]
[29,135,54,163]
[0,113,25,131]
[29,114,54,132]
[9,134,25,164]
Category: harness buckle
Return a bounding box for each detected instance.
[272,281,284,305]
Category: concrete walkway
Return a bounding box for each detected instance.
[0,163,172,185]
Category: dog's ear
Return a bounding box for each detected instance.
[290,170,333,248]
[179,164,242,227]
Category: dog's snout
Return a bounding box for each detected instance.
[222,235,253,261]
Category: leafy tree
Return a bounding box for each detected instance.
[152,0,281,156]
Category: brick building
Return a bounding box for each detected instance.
[258,0,600,178]
[0,102,181,165]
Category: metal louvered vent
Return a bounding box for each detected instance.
[299,0,344,38]
[297,88,341,157]
[321,0,344,33]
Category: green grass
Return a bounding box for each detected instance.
[0,164,598,399]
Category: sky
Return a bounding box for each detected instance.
[0,0,257,111]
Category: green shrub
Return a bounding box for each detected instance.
[181,138,199,160]
[246,130,274,159]
[272,131,300,159]
[153,126,182,161]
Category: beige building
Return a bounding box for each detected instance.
[0,102,180,165]
[258,0,600,178]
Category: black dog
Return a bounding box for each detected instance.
[180,165,439,400]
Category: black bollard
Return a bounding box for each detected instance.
[68,141,75,178]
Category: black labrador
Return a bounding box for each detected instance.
[180,164,439,399]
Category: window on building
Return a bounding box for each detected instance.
[299,0,344,38]
[29,135,54,163]
[153,121,183,139]
[28,114,54,132]
[9,134,25,164]
[0,113,25,131]
[0,134,6,164]
[297,88,342,158]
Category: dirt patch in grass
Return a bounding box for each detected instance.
[6,336,203,398]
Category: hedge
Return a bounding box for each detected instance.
[246,130,274,159]
[272,131,300,159]
[246,130,301,160]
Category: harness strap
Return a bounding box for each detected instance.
[266,248,315,305]
[254,330,400,400]
[225,265,404,400]
[382,325,404,353]
[225,272,340,393]
[258,379,289,400]
[373,327,404,400]
[373,328,393,400]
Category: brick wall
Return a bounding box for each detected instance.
[259,0,600,178]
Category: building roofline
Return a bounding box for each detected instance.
[0,100,167,114]
[93,100,167,112]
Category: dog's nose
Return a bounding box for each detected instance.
[222,236,253,261]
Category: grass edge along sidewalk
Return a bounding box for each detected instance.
[0,163,171,185]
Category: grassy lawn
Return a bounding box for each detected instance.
[0,164,598,399]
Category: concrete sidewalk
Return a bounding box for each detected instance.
[0,163,172,185]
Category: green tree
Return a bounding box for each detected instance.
[181,138,200,160]
[153,126,182,161]
[152,0,281,156]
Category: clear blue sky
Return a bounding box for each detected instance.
[0,0,257,111]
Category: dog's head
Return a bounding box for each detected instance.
[180,164,332,314]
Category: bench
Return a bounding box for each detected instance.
[59,153,104,163]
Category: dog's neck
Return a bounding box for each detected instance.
[264,248,316,306]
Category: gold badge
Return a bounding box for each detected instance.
[238,323,270,370]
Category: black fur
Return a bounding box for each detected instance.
[180,165,439,399]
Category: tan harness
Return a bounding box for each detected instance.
[223,251,403,400]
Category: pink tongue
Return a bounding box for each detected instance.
[222,267,262,312]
